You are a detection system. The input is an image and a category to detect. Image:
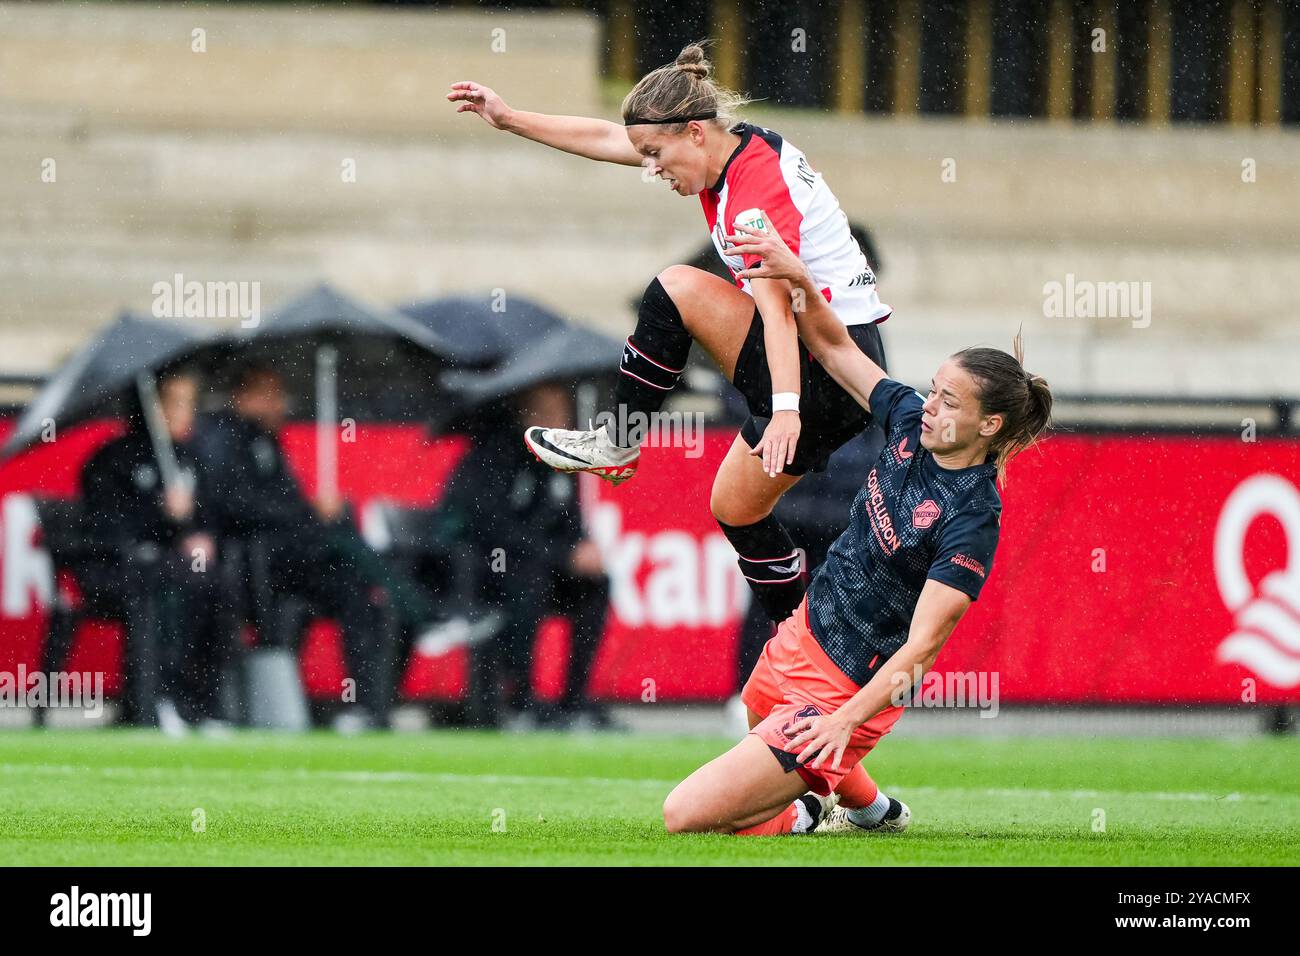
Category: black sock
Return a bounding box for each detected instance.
[718,514,808,624]
[605,277,693,447]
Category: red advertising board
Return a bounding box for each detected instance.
[1,418,1298,704]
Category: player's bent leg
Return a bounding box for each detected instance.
[663,733,810,835]
[834,762,881,808]
[710,435,801,526]
[656,264,756,381]
[711,436,807,623]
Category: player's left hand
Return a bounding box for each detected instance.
[786,710,857,771]
[751,410,800,477]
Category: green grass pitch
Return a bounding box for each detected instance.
[0,729,1297,866]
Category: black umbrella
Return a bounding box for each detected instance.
[245,284,451,354]
[399,294,568,366]
[438,320,623,407]
[0,312,210,461]
[190,283,461,498]
[193,283,456,422]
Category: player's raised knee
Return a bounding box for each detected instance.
[655,263,706,300]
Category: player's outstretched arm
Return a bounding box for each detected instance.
[784,580,971,771]
[447,82,643,167]
[724,219,887,413]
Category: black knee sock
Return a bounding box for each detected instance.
[606,277,693,447]
[718,514,808,624]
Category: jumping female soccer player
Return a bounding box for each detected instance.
[658,219,1052,836]
[447,42,891,625]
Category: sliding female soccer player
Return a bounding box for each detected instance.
[447,42,891,625]
[658,219,1052,836]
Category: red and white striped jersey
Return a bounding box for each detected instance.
[700,123,890,326]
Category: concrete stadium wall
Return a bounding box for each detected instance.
[1,2,1297,398]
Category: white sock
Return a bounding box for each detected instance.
[847,790,891,827]
[791,799,815,834]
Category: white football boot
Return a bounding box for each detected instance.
[818,796,912,834]
[524,425,640,486]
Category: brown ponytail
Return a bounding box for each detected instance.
[621,41,750,132]
[952,331,1053,484]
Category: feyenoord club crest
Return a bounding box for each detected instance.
[913,499,941,529]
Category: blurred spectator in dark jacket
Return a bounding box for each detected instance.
[78,370,226,734]
[434,383,612,730]
[192,363,393,732]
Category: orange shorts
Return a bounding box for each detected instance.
[741,595,904,796]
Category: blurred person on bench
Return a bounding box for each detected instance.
[433,383,612,730]
[77,369,226,734]
[192,362,398,732]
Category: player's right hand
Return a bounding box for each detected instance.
[446,82,512,129]
[751,409,801,477]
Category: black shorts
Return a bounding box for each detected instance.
[731,311,888,476]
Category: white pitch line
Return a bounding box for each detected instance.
[889,785,1277,804]
[0,763,1296,805]
[0,762,674,790]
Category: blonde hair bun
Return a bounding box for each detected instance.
[622,39,749,129]
[675,43,711,80]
